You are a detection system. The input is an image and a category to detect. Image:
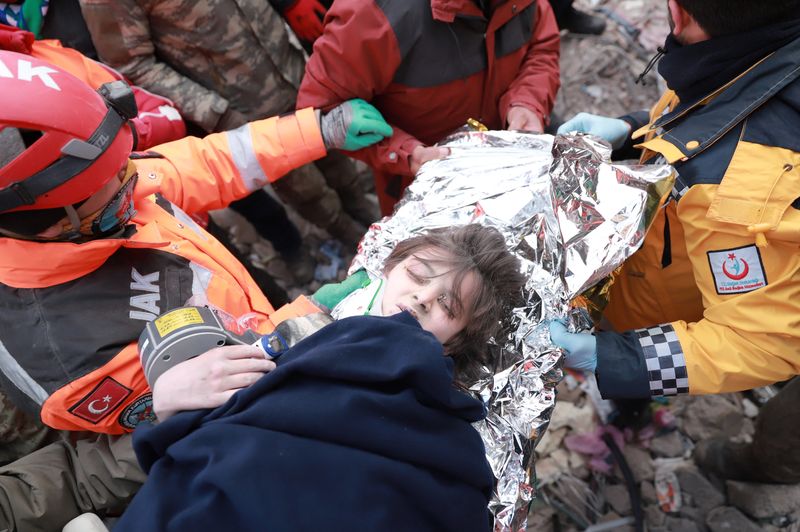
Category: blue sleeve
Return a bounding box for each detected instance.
[594,330,651,399]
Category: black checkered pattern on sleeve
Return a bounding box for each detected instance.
[636,324,689,396]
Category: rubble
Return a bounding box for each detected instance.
[662,516,702,532]
[619,445,654,482]
[602,484,632,515]
[640,481,658,505]
[552,0,668,125]
[675,467,725,518]
[680,396,746,442]
[645,505,666,528]
[707,506,763,532]
[727,481,800,519]
[549,400,597,434]
[531,372,800,531]
[650,430,685,458]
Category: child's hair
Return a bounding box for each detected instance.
[383,224,525,379]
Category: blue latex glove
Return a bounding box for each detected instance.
[549,320,598,372]
[557,112,631,150]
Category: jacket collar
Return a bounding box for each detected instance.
[430,0,535,34]
[430,0,483,22]
[0,200,169,288]
[636,34,800,163]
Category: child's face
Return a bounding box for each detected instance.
[382,248,477,345]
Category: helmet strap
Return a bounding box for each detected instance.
[61,204,84,241]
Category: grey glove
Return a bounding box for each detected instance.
[320,98,393,150]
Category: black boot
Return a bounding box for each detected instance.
[694,438,766,483]
[695,377,800,484]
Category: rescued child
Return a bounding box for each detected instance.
[113,224,524,532]
[151,224,525,420]
[322,224,525,379]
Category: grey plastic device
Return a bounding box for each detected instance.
[138,306,259,387]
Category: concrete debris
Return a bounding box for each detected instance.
[706,506,763,532]
[726,481,800,519]
[741,398,759,419]
[548,400,596,434]
[536,448,571,486]
[645,504,666,528]
[619,445,654,482]
[663,516,703,532]
[675,467,725,518]
[536,427,568,457]
[602,484,632,515]
[650,430,686,458]
[681,396,746,442]
[640,481,658,505]
[553,0,668,126]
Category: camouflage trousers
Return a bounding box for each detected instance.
[0,390,58,467]
[274,151,378,248]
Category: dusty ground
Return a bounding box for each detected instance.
[553,0,669,122]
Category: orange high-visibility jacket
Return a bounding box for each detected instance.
[0,109,324,434]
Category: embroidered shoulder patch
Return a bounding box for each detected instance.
[707,245,768,295]
[68,377,132,424]
[118,393,156,429]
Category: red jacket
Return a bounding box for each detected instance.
[0,23,186,150]
[297,0,560,212]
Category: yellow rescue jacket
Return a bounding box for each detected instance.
[0,109,325,433]
[598,36,800,398]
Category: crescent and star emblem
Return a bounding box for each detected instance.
[722,253,750,281]
[87,395,113,415]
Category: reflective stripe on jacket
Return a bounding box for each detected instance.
[0,109,326,433]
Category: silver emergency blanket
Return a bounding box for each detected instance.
[351,130,675,531]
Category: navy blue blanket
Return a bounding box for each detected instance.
[116,313,493,532]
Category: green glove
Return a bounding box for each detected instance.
[311,269,372,311]
[320,99,393,151]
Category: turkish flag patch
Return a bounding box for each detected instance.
[68,377,132,424]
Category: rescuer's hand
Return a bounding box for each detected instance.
[549,320,598,372]
[320,98,393,151]
[557,112,631,150]
[283,0,327,42]
[506,106,544,133]
[409,145,450,174]
[152,345,275,421]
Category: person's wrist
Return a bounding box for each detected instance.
[151,381,176,421]
[611,120,632,150]
[315,109,323,144]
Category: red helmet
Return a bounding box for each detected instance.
[0,50,135,218]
